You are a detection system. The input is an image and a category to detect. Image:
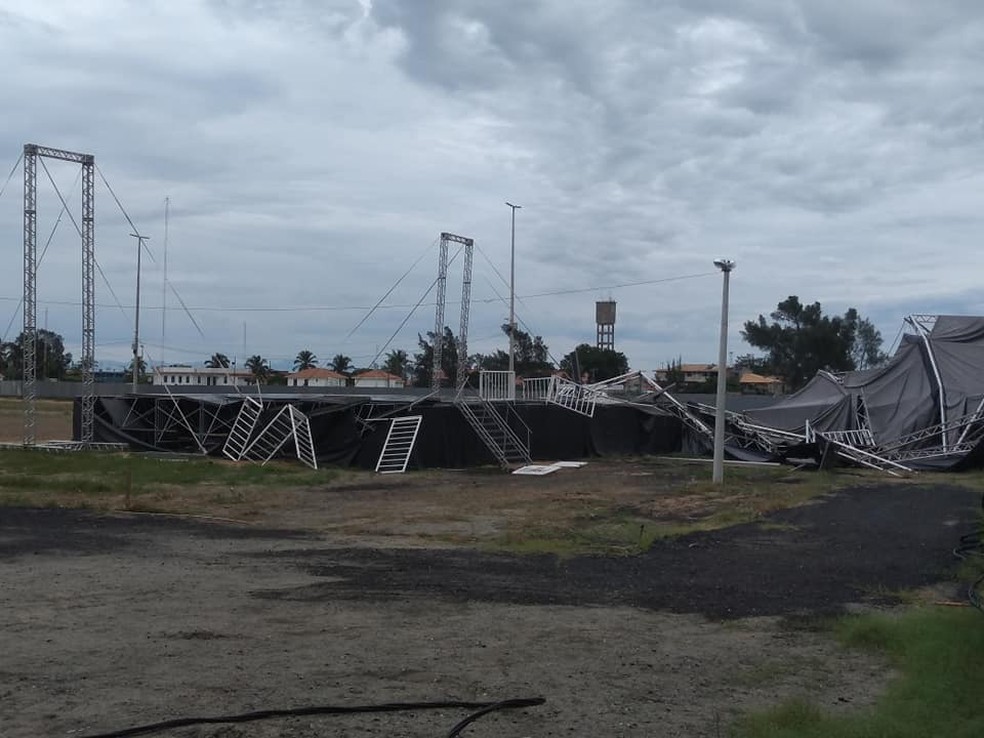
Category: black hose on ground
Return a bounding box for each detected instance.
[78,697,545,738]
[446,698,547,738]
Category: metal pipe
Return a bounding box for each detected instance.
[712,259,735,484]
[505,202,521,386]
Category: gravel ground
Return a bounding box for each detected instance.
[0,482,977,737]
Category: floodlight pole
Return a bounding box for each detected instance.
[506,202,521,381]
[712,259,735,484]
[130,232,149,392]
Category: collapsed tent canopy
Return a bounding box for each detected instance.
[731,315,984,471]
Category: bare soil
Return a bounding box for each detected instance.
[0,397,73,442]
[1,480,977,738]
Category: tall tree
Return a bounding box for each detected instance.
[0,341,13,378]
[125,356,148,380]
[852,317,889,370]
[3,330,73,380]
[382,349,410,380]
[245,354,270,384]
[742,296,859,391]
[475,325,554,376]
[293,350,318,371]
[559,344,629,383]
[205,353,230,369]
[412,327,459,387]
[328,354,353,375]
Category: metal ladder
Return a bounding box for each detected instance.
[242,405,318,469]
[455,396,532,469]
[375,415,423,473]
[222,396,263,461]
[547,376,598,417]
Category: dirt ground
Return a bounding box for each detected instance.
[1,479,978,738]
[0,397,73,442]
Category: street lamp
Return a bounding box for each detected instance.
[505,202,521,390]
[712,258,735,484]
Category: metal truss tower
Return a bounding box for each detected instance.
[456,237,474,389]
[431,232,474,390]
[22,143,96,446]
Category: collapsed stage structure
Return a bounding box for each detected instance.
[83,373,682,471]
[682,315,984,473]
[81,315,984,475]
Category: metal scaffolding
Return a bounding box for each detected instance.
[431,232,474,390]
[21,143,96,446]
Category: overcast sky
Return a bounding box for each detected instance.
[2,0,984,372]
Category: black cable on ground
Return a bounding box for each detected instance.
[446,698,546,737]
[79,696,546,738]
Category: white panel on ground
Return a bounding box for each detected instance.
[512,464,561,475]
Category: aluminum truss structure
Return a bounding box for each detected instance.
[22,143,96,446]
[431,232,474,390]
[678,313,984,474]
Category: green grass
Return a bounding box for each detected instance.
[0,448,336,506]
[732,606,984,738]
[489,466,842,556]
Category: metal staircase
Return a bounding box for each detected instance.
[455,396,532,469]
[375,415,423,474]
[222,396,263,461]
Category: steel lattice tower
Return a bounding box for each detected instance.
[431,232,474,390]
[22,143,96,446]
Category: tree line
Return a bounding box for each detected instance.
[2,296,888,395]
[0,322,628,386]
[738,295,889,391]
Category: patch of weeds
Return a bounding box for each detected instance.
[0,449,340,511]
[733,607,984,738]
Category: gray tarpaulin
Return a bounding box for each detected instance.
[743,315,984,458]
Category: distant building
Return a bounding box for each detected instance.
[352,369,404,389]
[739,371,785,395]
[654,363,717,384]
[285,367,347,388]
[152,365,251,387]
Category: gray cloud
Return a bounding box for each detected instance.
[1,0,983,372]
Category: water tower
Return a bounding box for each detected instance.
[596,300,616,351]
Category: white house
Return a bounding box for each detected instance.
[152,365,251,387]
[285,367,347,388]
[352,369,404,388]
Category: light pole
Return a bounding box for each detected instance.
[505,202,521,389]
[712,258,735,484]
[130,232,150,392]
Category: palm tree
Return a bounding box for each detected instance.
[293,350,318,371]
[125,356,148,381]
[205,352,230,369]
[328,353,352,375]
[382,349,409,380]
[245,355,270,384]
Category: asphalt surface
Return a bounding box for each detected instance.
[2,483,978,618]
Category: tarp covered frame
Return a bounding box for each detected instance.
[744,315,984,453]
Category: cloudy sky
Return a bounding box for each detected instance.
[1,0,983,373]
